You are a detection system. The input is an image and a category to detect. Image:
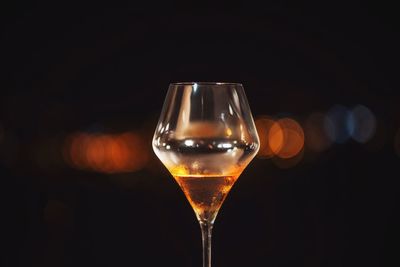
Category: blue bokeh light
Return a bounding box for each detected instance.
[324,105,352,144]
[347,105,376,143]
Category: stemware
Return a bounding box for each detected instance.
[152,82,259,267]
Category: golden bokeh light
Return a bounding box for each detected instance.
[255,117,283,158]
[255,116,304,161]
[273,118,305,159]
[268,121,285,156]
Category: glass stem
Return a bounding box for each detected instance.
[200,220,214,267]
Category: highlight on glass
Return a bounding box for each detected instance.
[152,82,259,267]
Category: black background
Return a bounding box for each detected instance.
[1,2,399,266]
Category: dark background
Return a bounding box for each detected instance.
[1,2,399,267]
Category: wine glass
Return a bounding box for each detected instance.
[152,82,259,267]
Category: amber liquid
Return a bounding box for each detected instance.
[174,175,239,222]
[154,137,256,222]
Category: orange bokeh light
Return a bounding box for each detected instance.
[118,132,149,172]
[86,135,114,173]
[255,117,304,159]
[268,121,284,156]
[272,118,305,159]
[110,134,130,171]
[68,133,91,170]
[65,131,149,174]
[255,117,283,158]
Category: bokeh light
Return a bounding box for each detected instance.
[268,121,285,156]
[64,132,149,174]
[66,133,91,170]
[255,116,304,162]
[85,134,113,173]
[255,117,283,158]
[304,112,333,152]
[118,132,150,172]
[324,105,352,144]
[347,105,376,143]
[273,118,304,159]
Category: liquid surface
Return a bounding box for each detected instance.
[174,175,238,222]
[154,138,257,176]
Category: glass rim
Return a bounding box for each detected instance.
[170,82,243,86]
